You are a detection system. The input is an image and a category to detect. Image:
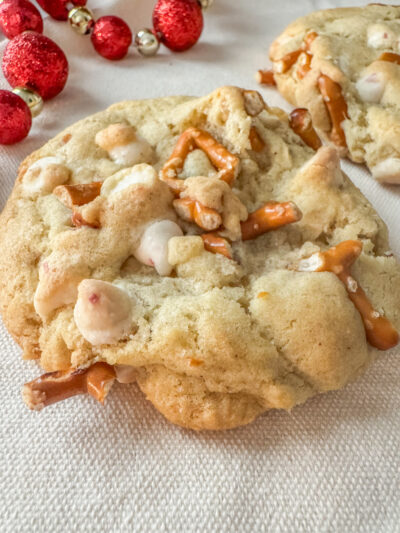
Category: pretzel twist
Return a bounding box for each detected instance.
[240,201,302,241]
[22,362,116,411]
[173,197,222,231]
[298,241,399,351]
[256,69,277,86]
[379,52,400,65]
[201,233,232,259]
[318,74,349,148]
[289,108,322,151]
[160,128,240,191]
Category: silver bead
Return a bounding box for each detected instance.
[68,6,94,35]
[12,87,43,118]
[198,0,214,9]
[135,29,160,57]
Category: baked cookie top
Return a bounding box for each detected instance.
[0,86,399,431]
[268,4,400,184]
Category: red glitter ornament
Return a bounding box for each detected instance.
[0,0,43,39]
[153,0,203,52]
[2,32,68,100]
[35,0,87,22]
[91,16,132,60]
[0,90,32,145]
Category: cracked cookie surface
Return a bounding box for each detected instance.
[1,86,399,430]
[269,4,400,183]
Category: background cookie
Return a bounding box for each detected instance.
[269,4,400,184]
[0,86,399,430]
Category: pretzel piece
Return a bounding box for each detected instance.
[173,197,222,231]
[160,128,240,191]
[318,75,349,148]
[53,182,102,208]
[256,69,277,86]
[201,233,232,259]
[274,32,318,78]
[379,52,400,65]
[249,127,265,152]
[241,201,302,241]
[22,362,116,411]
[298,240,399,351]
[242,90,265,116]
[289,108,322,151]
[275,49,302,74]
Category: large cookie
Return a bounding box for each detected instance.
[268,4,400,183]
[0,86,399,430]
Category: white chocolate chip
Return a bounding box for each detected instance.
[109,138,153,166]
[367,24,397,49]
[355,72,385,103]
[96,123,154,167]
[101,164,157,196]
[298,253,323,272]
[371,157,400,184]
[23,157,70,195]
[74,279,133,346]
[134,220,183,276]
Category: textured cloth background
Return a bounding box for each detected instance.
[1,1,399,532]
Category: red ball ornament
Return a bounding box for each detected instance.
[2,32,68,100]
[91,16,132,60]
[35,0,87,21]
[0,90,32,145]
[153,0,203,52]
[0,0,43,39]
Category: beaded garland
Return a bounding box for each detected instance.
[0,0,213,145]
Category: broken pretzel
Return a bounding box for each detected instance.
[379,52,400,65]
[297,32,318,79]
[54,182,102,229]
[249,127,265,152]
[275,49,303,74]
[201,233,232,259]
[241,201,302,241]
[318,74,349,148]
[160,127,240,192]
[256,69,276,86]
[173,197,222,232]
[22,362,116,411]
[201,201,302,258]
[298,240,399,351]
[53,182,102,208]
[289,108,322,151]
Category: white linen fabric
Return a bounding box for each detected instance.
[0,1,399,532]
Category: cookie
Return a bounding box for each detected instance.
[1,86,399,431]
[267,4,400,184]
